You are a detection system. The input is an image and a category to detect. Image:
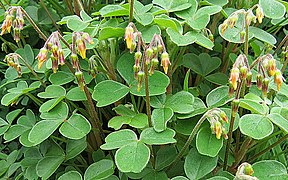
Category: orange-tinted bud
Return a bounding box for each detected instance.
[77,39,86,59]
[262,78,270,97]
[274,70,283,91]
[125,26,134,50]
[1,14,13,35]
[228,14,238,28]
[209,34,214,42]
[229,81,235,97]
[256,74,263,90]
[161,52,170,74]
[256,6,264,24]
[214,121,222,139]
[221,21,228,35]
[51,45,59,59]
[267,58,276,76]
[37,48,48,69]
[51,55,58,73]
[220,110,228,123]
[244,164,254,176]
[229,67,240,90]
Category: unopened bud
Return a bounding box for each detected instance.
[246,71,252,87]
[75,71,85,90]
[71,53,78,68]
[262,78,270,97]
[232,99,240,117]
[256,6,264,24]
[240,31,245,42]
[240,66,248,79]
[209,34,214,42]
[161,52,170,74]
[230,67,240,90]
[146,48,153,59]
[220,110,228,123]
[229,81,234,97]
[256,74,263,90]
[137,71,144,92]
[157,44,163,53]
[274,70,283,91]
[228,14,238,28]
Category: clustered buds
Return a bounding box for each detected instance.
[88,56,98,78]
[229,54,251,96]
[256,54,285,96]
[4,53,22,76]
[207,109,229,140]
[36,32,64,73]
[220,5,264,41]
[1,6,24,42]
[236,162,258,180]
[73,32,94,59]
[124,22,169,92]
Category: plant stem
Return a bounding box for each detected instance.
[129,0,134,22]
[248,134,288,162]
[39,0,61,34]
[144,62,152,127]
[130,94,139,113]
[26,93,43,106]
[167,112,208,171]
[244,18,249,56]
[0,1,6,10]
[20,7,47,41]
[273,34,288,56]
[232,137,252,168]
[75,0,84,12]
[18,55,46,87]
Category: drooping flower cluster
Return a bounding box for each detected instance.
[1,6,24,42]
[3,53,22,76]
[207,109,229,140]
[124,22,170,91]
[220,5,264,42]
[229,54,252,96]
[235,162,258,180]
[256,54,284,96]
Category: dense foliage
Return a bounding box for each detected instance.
[0,0,288,179]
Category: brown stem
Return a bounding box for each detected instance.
[129,0,134,22]
[144,62,152,127]
[273,34,288,56]
[248,134,288,162]
[75,0,84,12]
[232,137,252,168]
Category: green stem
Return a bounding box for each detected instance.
[274,34,288,56]
[129,0,134,22]
[0,1,6,10]
[248,134,288,162]
[167,112,208,171]
[244,17,249,56]
[130,94,139,113]
[144,62,152,127]
[20,7,47,41]
[26,93,43,106]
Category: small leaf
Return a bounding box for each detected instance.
[66,138,87,160]
[58,171,82,180]
[249,27,277,45]
[39,96,65,113]
[113,105,136,116]
[99,5,129,17]
[205,73,228,85]
[152,108,174,132]
[98,27,124,40]
[153,0,191,12]
[239,114,273,140]
[166,28,196,46]
[154,17,178,32]
[267,113,288,133]
[49,71,74,85]
[108,116,132,130]
[259,0,286,19]
[239,99,267,114]
[155,146,177,171]
[28,119,63,145]
[196,5,222,16]
[37,85,66,99]
[93,80,129,107]
[36,156,65,179]
[140,128,176,145]
[196,126,223,157]
[66,87,87,101]
[40,102,69,120]
[129,113,149,129]
[206,86,233,108]
[84,159,115,180]
[67,18,89,32]
[59,114,91,139]
[165,91,194,114]
[252,160,287,179]
[184,148,218,180]
[101,129,138,150]
[115,142,150,173]
[174,0,198,19]
[186,14,210,30]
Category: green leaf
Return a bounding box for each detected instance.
[134,13,154,26]
[49,71,74,85]
[153,0,191,12]
[140,128,176,145]
[66,87,87,101]
[206,0,228,6]
[152,108,174,132]
[19,131,36,147]
[80,10,92,22]
[37,85,66,99]
[40,102,69,120]
[196,126,223,157]
[206,86,232,108]
[67,18,89,32]
[166,28,196,46]
[113,105,136,116]
[101,129,138,150]
[177,97,207,119]
[184,148,218,180]
[115,142,150,173]
[130,71,170,96]
[154,16,178,32]
[129,113,149,129]
[117,53,135,84]
[165,91,194,114]
[239,114,273,140]
[150,94,166,108]
[139,25,161,43]
[92,80,129,107]
[59,114,91,139]
[207,176,229,180]
[267,113,288,133]
[171,176,189,180]
[174,0,198,19]
[196,5,222,17]
[182,53,221,76]
[205,73,228,85]
[155,146,177,171]
[1,93,22,106]
[259,0,286,19]
[66,138,87,160]
[28,119,63,145]
[186,14,210,30]
[6,109,23,124]
[39,96,65,113]
[239,99,267,114]
[4,124,29,142]
[36,156,65,179]
[218,25,253,44]
[108,116,132,130]
[191,31,214,50]
[252,160,287,179]
[15,44,34,65]
[58,171,82,180]
[99,5,129,17]
[98,27,124,40]
[84,159,115,180]
[249,27,277,45]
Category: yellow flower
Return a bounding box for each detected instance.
[37,48,48,69]
[125,26,134,49]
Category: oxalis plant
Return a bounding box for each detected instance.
[0,0,288,179]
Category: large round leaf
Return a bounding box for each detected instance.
[206,86,233,108]
[259,0,286,19]
[184,148,218,180]
[92,80,129,107]
[84,159,115,180]
[165,91,194,114]
[58,171,82,180]
[268,113,288,133]
[37,85,66,99]
[59,114,91,139]
[153,0,192,12]
[252,160,288,179]
[196,127,223,157]
[239,114,273,140]
[40,102,69,120]
[115,142,150,173]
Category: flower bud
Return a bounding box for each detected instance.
[77,39,86,59]
[220,110,228,123]
[267,58,276,76]
[161,52,170,74]
[51,55,58,73]
[214,121,222,139]
[236,163,257,180]
[146,48,153,59]
[256,6,264,24]
[134,51,142,66]
[58,49,65,65]
[228,14,238,28]
[125,26,134,50]
[229,81,234,97]
[246,10,256,26]
[274,70,283,91]
[51,45,59,59]
[37,48,48,69]
[133,64,140,79]
[137,71,144,92]
[71,53,79,68]
[240,66,248,79]
[240,31,245,42]
[229,67,240,90]
[149,58,159,76]
[130,42,136,53]
[82,33,94,44]
[232,99,240,118]
[246,71,252,87]
[157,44,163,53]
[209,34,214,42]
[75,70,85,91]
[256,74,263,90]
[262,78,270,97]
[13,28,20,42]
[221,20,228,35]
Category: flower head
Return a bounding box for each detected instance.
[274,70,284,91]
[236,162,258,180]
[229,67,240,90]
[161,52,170,74]
[125,26,134,50]
[37,48,48,69]
[256,6,264,23]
